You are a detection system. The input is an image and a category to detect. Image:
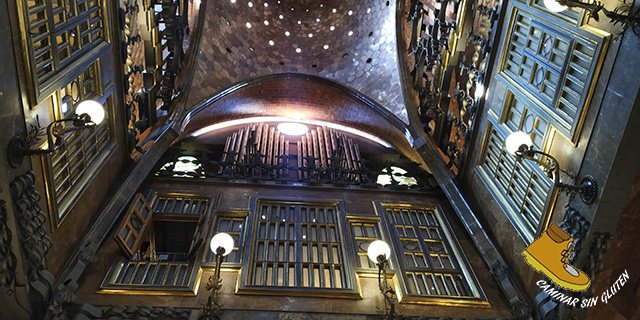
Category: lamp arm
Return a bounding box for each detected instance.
[517,149,588,194]
[377,258,396,319]
[558,0,603,12]
[517,149,560,185]
[20,118,77,156]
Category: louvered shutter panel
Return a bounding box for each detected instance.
[115,193,154,258]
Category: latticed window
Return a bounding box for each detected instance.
[499,2,607,141]
[348,218,387,269]
[48,94,113,219]
[477,117,555,243]
[240,199,357,296]
[379,203,486,305]
[101,192,212,295]
[205,212,247,264]
[479,1,607,242]
[20,0,108,99]
[58,60,101,117]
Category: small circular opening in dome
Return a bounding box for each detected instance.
[278,123,309,136]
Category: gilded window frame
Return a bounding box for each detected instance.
[475,112,558,243]
[496,1,610,143]
[42,88,117,228]
[374,202,488,307]
[15,0,112,104]
[237,197,360,298]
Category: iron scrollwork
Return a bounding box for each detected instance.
[0,200,17,288]
[10,171,55,317]
[407,0,501,175]
[123,0,189,158]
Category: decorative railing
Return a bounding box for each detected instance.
[100,258,199,294]
[407,0,502,175]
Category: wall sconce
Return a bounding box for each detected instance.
[200,233,234,320]
[505,131,598,204]
[367,240,398,320]
[7,100,106,168]
[544,0,640,37]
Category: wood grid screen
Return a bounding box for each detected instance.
[477,118,554,242]
[148,193,211,216]
[205,213,247,264]
[100,258,200,295]
[381,204,486,304]
[245,200,353,293]
[349,220,386,269]
[499,3,607,141]
[50,95,112,214]
[21,0,106,88]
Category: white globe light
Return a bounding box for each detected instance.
[277,122,309,136]
[76,100,105,125]
[505,131,533,155]
[367,240,391,263]
[210,233,234,256]
[544,0,568,12]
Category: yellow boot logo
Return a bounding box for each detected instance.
[523,223,591,291]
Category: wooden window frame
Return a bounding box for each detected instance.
[238,197,359,298]
[102,190,217,295]
[497,2,609,143]
[15,0,111,104]
[376,202,488,306]
[42,88,117,228]
[475,113,557,243]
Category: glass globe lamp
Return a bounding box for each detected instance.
[367,240,391,263]
[505,131,533,155]
[210,233,234,256]
[76,100,105,125]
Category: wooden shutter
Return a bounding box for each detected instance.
[187,201,214,259]
[115,193,154,258]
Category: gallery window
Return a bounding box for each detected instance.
[476,0,609,242]
[100,191,216,295]
[377,202,487,305]
[43,60,115,223]
[18,0,109,100]
[239,198,358,297]
[477,115,555,243]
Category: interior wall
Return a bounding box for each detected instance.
[76,179,512,319]
[460,0,640,305]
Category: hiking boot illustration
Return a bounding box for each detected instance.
[523,223,590,291]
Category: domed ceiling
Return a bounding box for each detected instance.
[185,0,409,124]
